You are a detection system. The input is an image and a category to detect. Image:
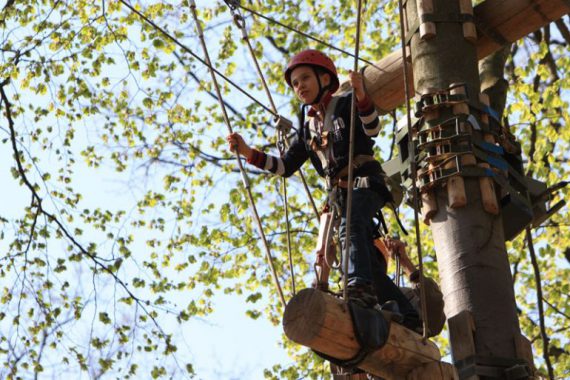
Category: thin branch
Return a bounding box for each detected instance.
[525,227,555,380]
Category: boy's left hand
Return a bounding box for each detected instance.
[349,70,366,102]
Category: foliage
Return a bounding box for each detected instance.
[0,0,568,378]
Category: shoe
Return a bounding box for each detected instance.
[346,283,379,308]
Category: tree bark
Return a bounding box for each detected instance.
[405,0,521,367]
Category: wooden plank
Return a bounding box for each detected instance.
[283,288,442,380]
[354,0,570,112]
[515,333,536,373]
[448,310,476,362]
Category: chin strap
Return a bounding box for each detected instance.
[308,67,332,105]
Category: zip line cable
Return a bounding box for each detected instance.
[117,0,274,116]
[397,0,430,340]
[342,0,364,302]
[186,0,286,308]
[229,0,386,73]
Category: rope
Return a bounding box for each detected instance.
[342,0,364,302]
[187,0,286,308]
[224,2,329,295]
[225,1,319,220]
[397,0,430,340]
[117,0,275,117]
[229,1,386,72]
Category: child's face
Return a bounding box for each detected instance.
[290,65,330,104]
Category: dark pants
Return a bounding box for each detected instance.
[339,187,420,329]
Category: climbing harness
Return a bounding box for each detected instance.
[397,0,431,341]
[341,0,364,302]
[187,0,286,307]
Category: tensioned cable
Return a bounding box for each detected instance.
[231,1,387,73]
[185,0,286,308]
[342,0,364,302]
[225,0,320,223]
[224,1,300,296]
[117,0,274,116]
[397,0,429,340]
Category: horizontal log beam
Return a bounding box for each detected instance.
[283,288,441,380]
[346,0,570,112]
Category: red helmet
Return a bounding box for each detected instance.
[284,50,339,93]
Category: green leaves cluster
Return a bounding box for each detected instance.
[0,0,568,379]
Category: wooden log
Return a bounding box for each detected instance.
[421,190,438,225]
[417,0,436,40]
[515,333,536,374]
[352,0,569,112]
[420,108,440,224]
[446,84,470,208]
[478,93,500,215]
[448,310,476,362]
[459,0,477,43]
[283,288,441,380]
[407,361,459,379]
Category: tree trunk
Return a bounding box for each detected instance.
[405,0,522,369]
[349,0,570,112]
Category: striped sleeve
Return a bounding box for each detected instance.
[357,95,380,136]
[247,149,285,176]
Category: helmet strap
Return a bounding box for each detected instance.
[308,67,331,105]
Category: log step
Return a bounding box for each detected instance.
[283,288,442,380]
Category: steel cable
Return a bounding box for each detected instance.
[186,0,286,307]
[397,0,430,340]
[117,0,275,116]
[342,0,364,301]
[231,1,387,73]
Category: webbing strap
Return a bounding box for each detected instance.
[455,354,532,380]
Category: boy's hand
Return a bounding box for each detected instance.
[226,132,252,160]
[349,70,366,102]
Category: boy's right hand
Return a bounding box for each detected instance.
[226,132,252,160]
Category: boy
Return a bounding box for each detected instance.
[227,49,419,330]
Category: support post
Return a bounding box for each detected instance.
[404,0,523,373]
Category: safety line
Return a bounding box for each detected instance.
[225,1,321,222]
[232,1,387,73]
[226,1,329,295]
[342,0,364,302]
[397,0,430,340]
[117,0,275,116]
[187,0,287,308]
